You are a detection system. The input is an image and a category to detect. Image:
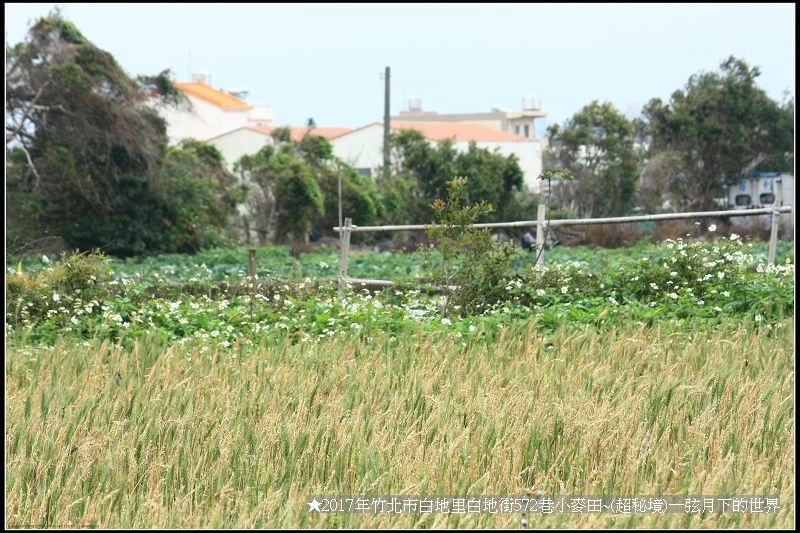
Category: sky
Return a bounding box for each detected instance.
[5,3,796,136]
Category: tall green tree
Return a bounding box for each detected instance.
[6,12,237,255]
[545,101,640,218]
[237,144,324,244]
[640,56,794,212]
[315,164,382,235]
[382,129,524,224]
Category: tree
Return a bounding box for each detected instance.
[6,12,237,255]
[640,56,794,212]
[237,131,381,243]
[382,129,524,224]
[237,144,324,244]
[315,164,382,237]
[424,177,517,317]
[155,140,243,252]
[545,101,640,218]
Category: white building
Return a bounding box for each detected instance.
[154,73,274,144]
[726,172,794,231]
[727,172,794,209]
[395,96,547,141]
[208,125,353,170]
[330,121,544,191]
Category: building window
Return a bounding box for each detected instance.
[357,168,372,177]
[735,194,751,206]
[524,125,530,138]
[514,125,520,135]
[759,192,775,204]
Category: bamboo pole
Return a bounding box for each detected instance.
[333,207,791,233]
[338,217,352,297]
[535,204,546,267]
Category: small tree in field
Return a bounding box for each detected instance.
[424,177,517,317]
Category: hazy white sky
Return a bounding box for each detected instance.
[5,3,796,135]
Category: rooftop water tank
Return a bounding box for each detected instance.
[522,95,541,111]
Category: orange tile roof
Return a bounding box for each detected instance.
[175,82,251,110]
[391,121,528,142]
[249,125,352,142]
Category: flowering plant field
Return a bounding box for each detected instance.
[6,234,794,347]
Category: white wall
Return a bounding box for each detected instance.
[208,128,274,171]
[458,140,543,192]
[728,174,795,208]
[158,95,250,144]
[329,124,386,175]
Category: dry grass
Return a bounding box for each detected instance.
[5,320,794,528]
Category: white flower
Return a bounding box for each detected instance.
[608,296,618,305]
[441,317,452,325]
[722,291,730,298]
[650,283,659,290]
[536,288,546,297]
[561,286,569,294]
[717,271,725,279]
[210,330,220,338]
[468,324,477,333]
[708,224,717,232]
[668,293,679,300]
[52,293,61,302]
[42,255,51,264]
[729,233,740,241]
[755,314,763,322]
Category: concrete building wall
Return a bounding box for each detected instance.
[208,128,274,171]
[158,95,250,143]
[329,124,386,176]
[728,174,794,208]
[455,140,543,192]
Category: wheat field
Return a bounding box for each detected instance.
[5,320,794,528]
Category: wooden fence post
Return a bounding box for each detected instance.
[339,217,352,296]
[248,249,257,280]
[536,204,546,266]
[768,179,783,265]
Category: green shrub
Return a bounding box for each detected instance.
[6,250,113,330]
[424,177,517,316]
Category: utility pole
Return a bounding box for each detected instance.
[383,65,391,179]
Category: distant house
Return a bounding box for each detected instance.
[727,172,794,209]
[330,121,544,190]
[155,72,274,144]
[208,125,353,171]
[725,172,794,231]
[394,97,547,141]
